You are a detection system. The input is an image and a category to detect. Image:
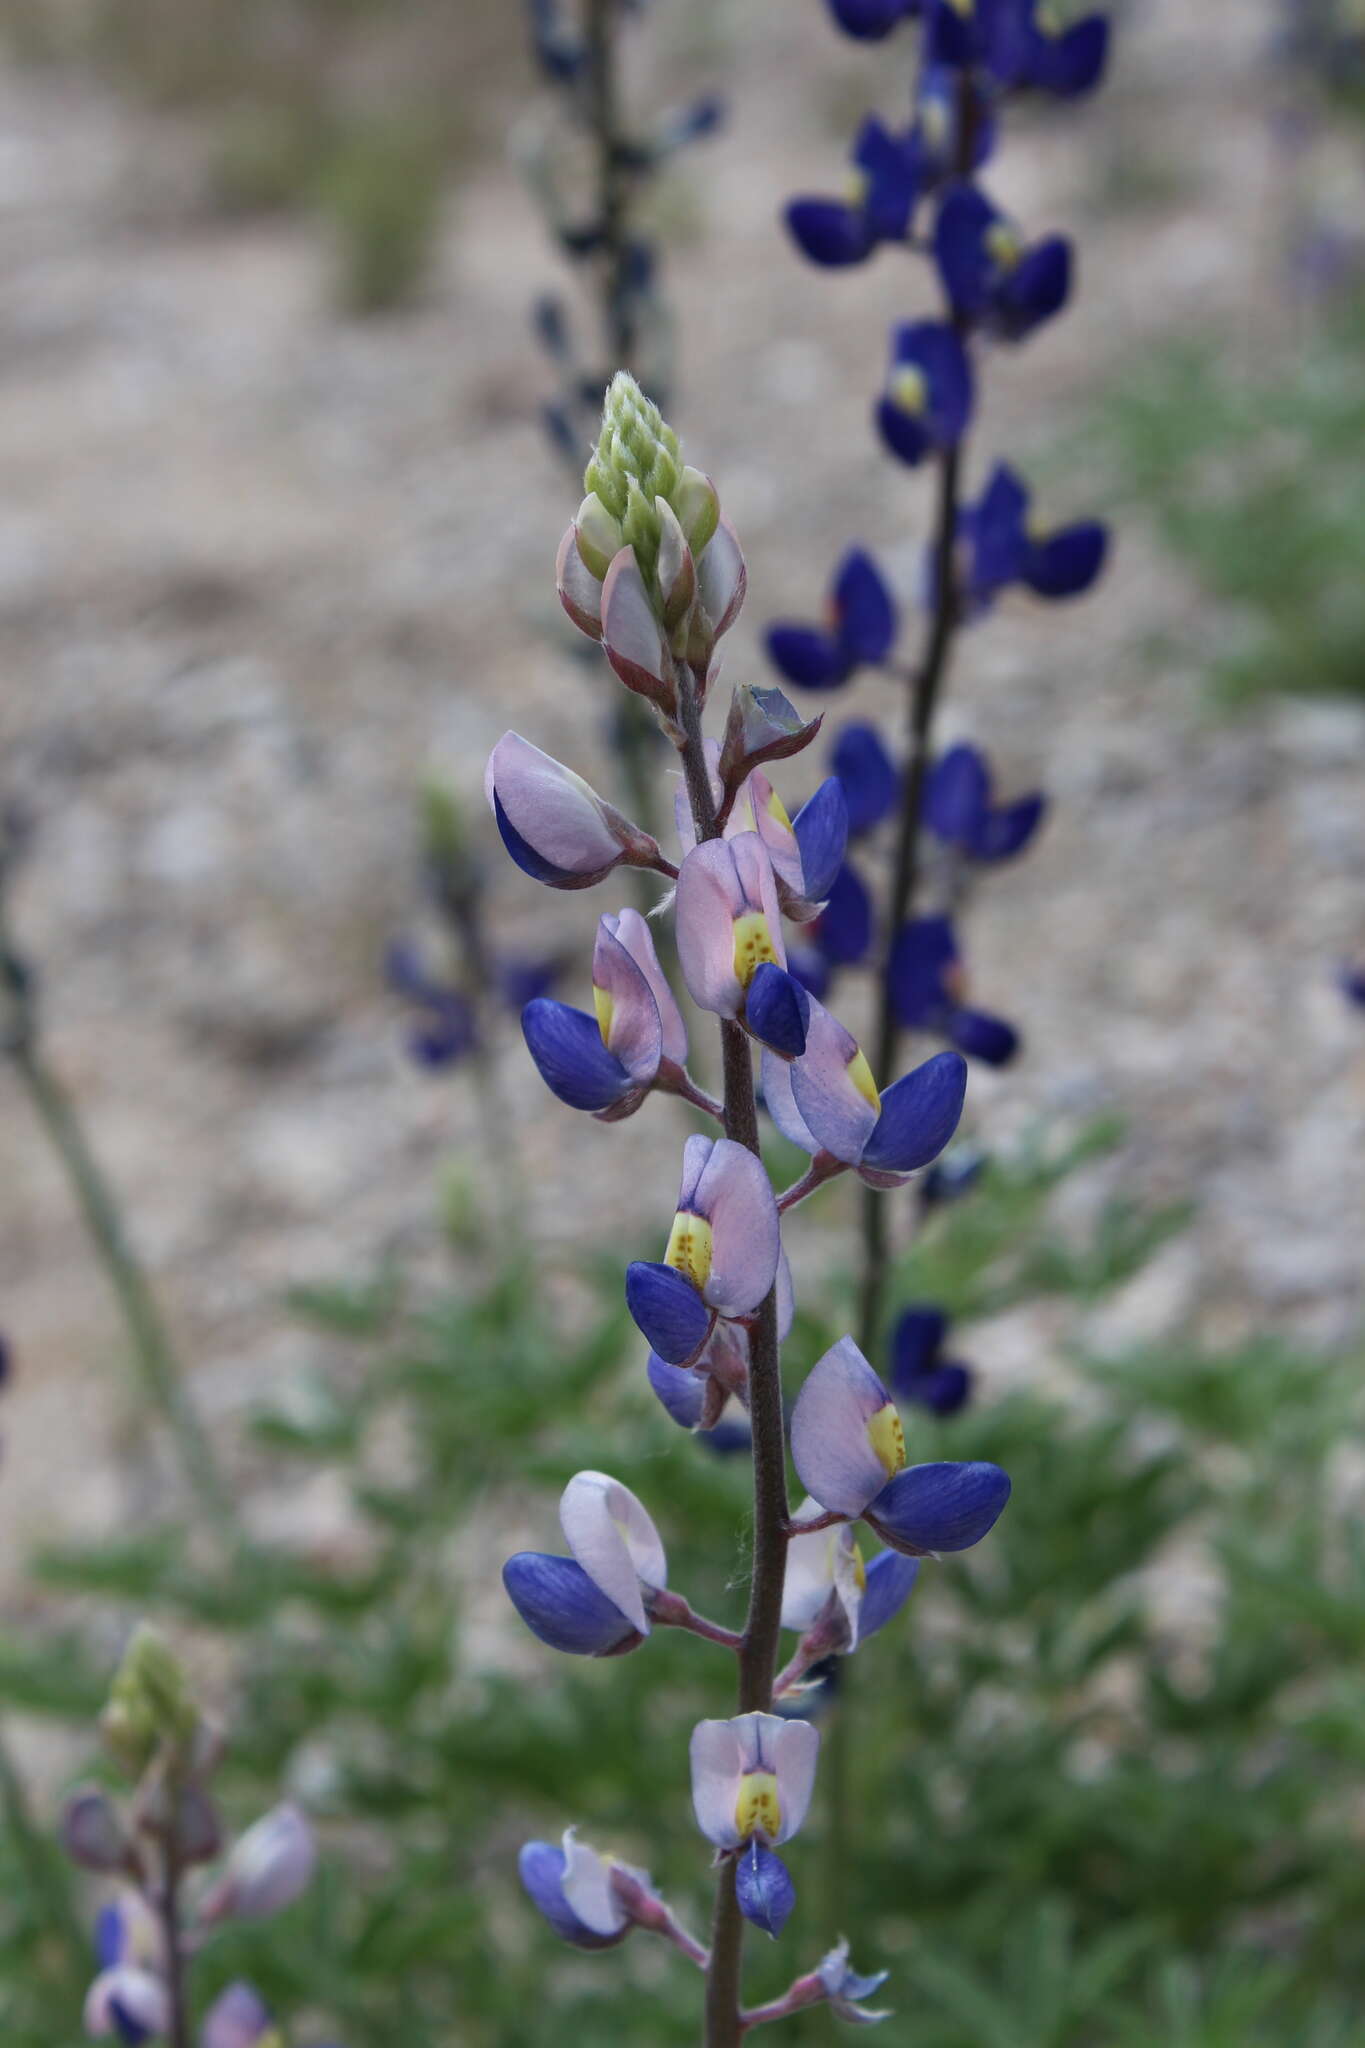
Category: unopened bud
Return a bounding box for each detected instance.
[100,1626,197,1779]
[201,1803,317,1923]
[718,685,823,793]
[60,1786,132,1874]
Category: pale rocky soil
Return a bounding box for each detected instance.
[0,0,1362,1588]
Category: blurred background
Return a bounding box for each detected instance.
[0,0,1363,2041]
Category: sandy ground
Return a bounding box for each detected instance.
[0,0,1362,1574]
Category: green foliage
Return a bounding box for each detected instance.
[1094,308,1365,705]
[314,119,445,315]
[2,1122,1361,2044]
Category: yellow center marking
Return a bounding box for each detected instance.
[665,1210,713,1292]
[866,1402,906,1481]
[890,365,928,416]
[765,786,792,832]
[593,983,615,1045]
[732,911,780,991]
[845,168,869,209]
[945,0,974,14]
[985,222,1023,272]
[735,1770,782,1843]
[851,1538,867,1594]
[847,1047,881,1114]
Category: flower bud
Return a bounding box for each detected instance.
[573,492,626,582]
[59,1786,132,1874]
[200,1803,317,1923]
[718,684,823,792]
[100,1626,197,1780]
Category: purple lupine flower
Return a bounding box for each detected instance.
[824,0,921,40]
[762,1002,967,1186]
[831,723,900,838]
[626,1136,781,1362]
[786,116,926,268]
[924,742,1046,863]
[502,1551,642,1657]
[521,907,686,1118]
[677,755,849,918]
[818,1938,893,2023]
[84,1897,167,2046]
[934,186,1072,343]
[558,1472,668,1636]
[887,913,1019,1064]
[385,939,479,1069]
[519,1830,636,1949]
[674,834,813,1054]
[875,320,975,465]
[890,1304,973,1415]
[780,1500,920,1654]
[199,1984,277,2048]
[790,1337,1009,1557]
[954,462,1108,614]
[689,1712,820,1935]
[645,1255,793,1431]
[200,1805,316,1924]
[485,733,663,889]
[767,550,898,692]
[1340,961,1365,1010]
[984,0,1110,98]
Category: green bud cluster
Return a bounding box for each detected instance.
[578,374,721,611]
[100,1624,199,1779]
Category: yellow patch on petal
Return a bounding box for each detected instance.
[945,0,974,14]
[593,983,615,1045]
[985,221,1024,272]
[665,1210,713,1292]
[765,786,793,832]
[851,1538,867,1594]
[735,1770,782,1843]
[866,1402,906,1480]
[844,168,870,209]
[732,911,781,991]
[847,1047,881,1114]
[890,365,929,416]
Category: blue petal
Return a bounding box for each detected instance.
[1025,520,1109,598]
[625,1261,713,1364]
[949,1006,1019,1066]
[886,915,958,1029]
[1035,16,1109,96]
[110,2002,156,2048]
[923,0,979,67]
[834,549,898,666]
[901,320,973,442]
[519,1841,621,1949]
[854,116,922,242]
[826,0,915,38]
[925,743,990,847]
[407,1006,477,1069]
[95,1903,124,1970]
[647,1352,708,1429]
[735,1839,796,1938]
[858,1550,921,1640]
[766,624,849,691]
[974,792,1046,861]
[862,1049,967,1173]
[868,1460,1011,1554]
[831,722,899,837]
[920,1147,987,1207]
[890,1305,948,1389]
[792,778,849,903]
[814,862,873,968]
[384,937,439,1003]
[876,394,932,467]
[522,1000,632,1112]
[786,198,875,267]
[965,462,1032,601]
[933,184,997,318]
[746,963,812,1059]
[994,235,1072,340]
[503,1553,637,1656]
[911,1362,973,1416]
[499,953,563,1007]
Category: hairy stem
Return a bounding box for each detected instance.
[676,668,790,2048]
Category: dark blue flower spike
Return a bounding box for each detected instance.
[934,185,1072,342]
[787,116,926,269]
[766,549,897,691]
[890,1304,974,1414]
[888,914,1020,1065]
[876,320,975,464]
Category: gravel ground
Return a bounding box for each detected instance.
[0,0,1362,1574]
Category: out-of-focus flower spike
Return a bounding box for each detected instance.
[813,862,873,968]
[934,186,1072,342]
[832,722,900,838]
[61,1787,133,1875]
[876,319,974,466]
[486,733,665,889]
[824,0,918,38]
[503,1552,641,1656]
[559,1471,666,1636]
[199,1805,316,1924]
[1024,519,1109,597]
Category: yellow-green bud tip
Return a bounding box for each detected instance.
[101,1624,198,1777]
